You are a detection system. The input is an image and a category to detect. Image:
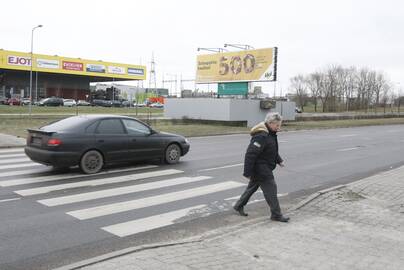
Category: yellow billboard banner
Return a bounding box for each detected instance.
[0,49,146,80]
[196,47,277,83]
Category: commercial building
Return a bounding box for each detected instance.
[0,49,146,101]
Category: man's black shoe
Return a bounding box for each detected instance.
[233,206,248,216]
[270,215,290,222]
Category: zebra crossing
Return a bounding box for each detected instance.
[0,148,255,238]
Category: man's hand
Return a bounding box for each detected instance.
[279,162,285,167]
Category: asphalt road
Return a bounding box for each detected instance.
[1,124,404,270]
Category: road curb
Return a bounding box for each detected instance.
[289,184,346,211]
[52,216,268,270]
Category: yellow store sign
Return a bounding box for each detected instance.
[196,47,277,83]
[0,49,146,80]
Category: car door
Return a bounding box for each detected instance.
[122,119,164,160]
[95,118,129,163]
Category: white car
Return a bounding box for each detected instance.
[63,99,77,107]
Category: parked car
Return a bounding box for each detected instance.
[7,98,21,106]
[91,99,112,107]
[150,102,164,108]
[77,100,91,106]
[111,100,123,107]
[21,98,31,105]
[38,97,64,106]
[121,100,133,107]
[63,99,76,107]
[0,97,9,105]
[134,102,146,107]
[24,115,190,174]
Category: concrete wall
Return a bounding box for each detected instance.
[164,98,296,127]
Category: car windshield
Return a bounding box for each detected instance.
[41,116,92,132]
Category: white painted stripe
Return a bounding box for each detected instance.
[198,163,243,172]
[67,181,245,220]
[336,147,359,152]
[0,162,42,170]
[15,169,182,196]
[0,148,24,154]
[339,134,357,137]
[0,198,21,203]
[225,192,287,201]
[39,176,212,206]
[0,158,31,165]
[0,153,26,159]
[102,205,206,237]
[0,165,157,187]
[0,168,51,179]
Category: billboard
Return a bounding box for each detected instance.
[0,49,146,80]
[196,47,277,83]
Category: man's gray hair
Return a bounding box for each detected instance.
[265,112,282,123]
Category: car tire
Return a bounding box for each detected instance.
[164,143,181,164]
[80,150,104,174]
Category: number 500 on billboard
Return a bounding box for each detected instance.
[196,47,277,83]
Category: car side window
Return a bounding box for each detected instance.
[96,119,125,134]
[122,119,151,135]
[85,121,99,134]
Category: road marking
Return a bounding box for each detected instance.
[14,169,183,196]
[102,205,206,237]
[67,181,245,220]
[0,148,24,154]
[224,192,287,201]
[339,134,357,137]
[336,147,359,152]
[0,198,21,203]
[198,163,243,172]
[0,157,31,165]
[0,162,42,170]
[39,176,212,206]
[0,168,52,179]
[0,153,26,159]
[0,165,158,187]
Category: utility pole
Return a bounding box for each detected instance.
[148,52,157,95]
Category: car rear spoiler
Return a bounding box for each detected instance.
[27,129,56,136]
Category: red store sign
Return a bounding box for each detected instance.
[7,56,31,66]
[62,61,83,71]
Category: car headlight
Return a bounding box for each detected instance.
[184,138,189,144]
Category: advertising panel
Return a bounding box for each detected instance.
[86,64,105,73]
[7,55,31,66]
[108,66,125,75]
[37,59,59,69]
[196,47,277,83]
[62,61,83,71]
[127,67,145,76]
[0,49,146,80]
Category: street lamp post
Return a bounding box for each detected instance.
[29,24,43,116]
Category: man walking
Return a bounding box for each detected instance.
[234,112,289,222]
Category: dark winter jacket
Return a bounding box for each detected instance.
[243,121,283,178]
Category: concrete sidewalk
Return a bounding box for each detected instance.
[57,166,404,270]
[0,133,25,148]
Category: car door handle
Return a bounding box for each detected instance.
[131,139,137,142]
[98,139,104,143]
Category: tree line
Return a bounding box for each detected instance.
[289,65,403,113]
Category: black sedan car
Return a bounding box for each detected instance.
[25,115,190,174]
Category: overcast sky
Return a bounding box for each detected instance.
[1,0,403,95]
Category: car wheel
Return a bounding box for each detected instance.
[164,144,181,164]
[80,150,104,174]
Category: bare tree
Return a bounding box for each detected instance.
[306,72,322,112]
[290,74,308,111]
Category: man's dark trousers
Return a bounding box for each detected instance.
[234,175,282,217]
